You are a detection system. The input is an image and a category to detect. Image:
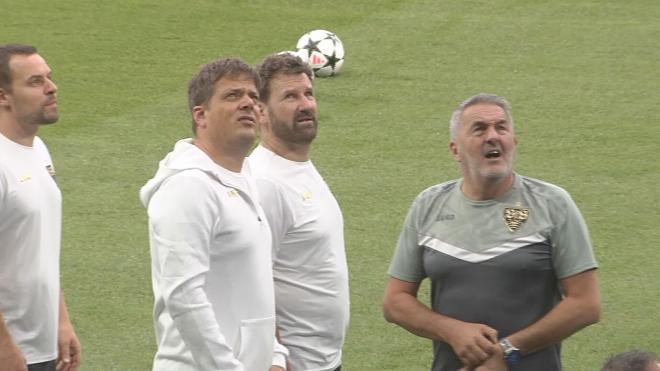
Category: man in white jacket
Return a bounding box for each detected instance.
[140,58,284,371]
[248,54,350,371]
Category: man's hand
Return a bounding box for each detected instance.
[459,343,507,371]
[269,367,286,371]
[473,343,507,371]
[446,321,498,368]
[56,321,81,371]
[0,338,27,371]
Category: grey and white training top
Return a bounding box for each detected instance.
[388,173,597,371]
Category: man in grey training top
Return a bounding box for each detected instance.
[383,93,601,371]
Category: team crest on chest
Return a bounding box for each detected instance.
[503,203,529,232]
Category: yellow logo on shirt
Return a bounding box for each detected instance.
[302,191,312,201]
[19,174,32,182]
[228,189,239,197]
[504,203,529,232]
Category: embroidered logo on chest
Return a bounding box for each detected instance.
[504,204,529,232]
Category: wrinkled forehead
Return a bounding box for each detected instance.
[461,103,510,125]
[214,73,258,91]
[9,53,51,81]
[271,72,312,90]
[214,72,258,88]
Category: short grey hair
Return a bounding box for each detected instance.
[449,93,514,139]
[601,350,658,371]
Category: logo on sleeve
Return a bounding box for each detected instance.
[46,164,56,178]
[45,164,58,184]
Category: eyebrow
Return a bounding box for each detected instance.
[281,87,298,94]
[222,87,258,98]
[472,119,508,126]
[221,87,248,96]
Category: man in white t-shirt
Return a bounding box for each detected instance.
[0,44,81,371]
[248,53,350,371]
[140,57,284,371]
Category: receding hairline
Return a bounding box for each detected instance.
[9,53,51,73]
[449,93,514,139]
[257,53,313,102]
[0,44,41,91]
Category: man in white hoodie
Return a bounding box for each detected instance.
[248,53,350,371]
[140,58,283,371]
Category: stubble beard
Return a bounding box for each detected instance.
[41,109,59,125]
[271,115,317,145]
[19,107,59,127]
[480,152,516,183]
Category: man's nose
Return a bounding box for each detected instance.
[45,78,58,94]
[239,94,255,109]
[485,125,500,141]
[299,96,315,111]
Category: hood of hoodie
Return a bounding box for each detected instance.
[139,138,245,208]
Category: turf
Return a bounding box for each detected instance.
[3,0,660,369]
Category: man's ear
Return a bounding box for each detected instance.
[192,106,206,130]
[0,88,9,107]
[257,102,270,131]
[450,140,460,161]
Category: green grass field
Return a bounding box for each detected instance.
[4,0,660,369]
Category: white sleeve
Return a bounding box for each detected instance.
[148,173,244,371]
[271,336,289,369]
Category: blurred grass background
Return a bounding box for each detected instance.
[3,0,659,369]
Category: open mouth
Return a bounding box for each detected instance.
[238,116,255,124]
[485,150,501,159]
[295,110,315,125]
[296,116,315,125]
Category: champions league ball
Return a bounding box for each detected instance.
[296,29,345,77]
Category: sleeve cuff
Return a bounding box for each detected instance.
[271,352,287,369]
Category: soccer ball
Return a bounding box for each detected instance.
[296,29,345,77]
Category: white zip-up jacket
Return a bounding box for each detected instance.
[140,139,276,371]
